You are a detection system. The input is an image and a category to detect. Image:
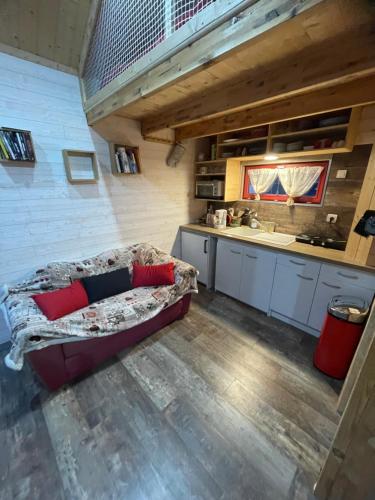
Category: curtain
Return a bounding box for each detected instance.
[278,165,324,206]
[248,168,278,200]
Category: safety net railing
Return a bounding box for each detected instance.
[82,0,251,102]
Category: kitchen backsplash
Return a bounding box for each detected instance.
[208,145,371,240]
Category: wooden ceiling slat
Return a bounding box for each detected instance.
[173,76,375,140]
[0,0,91,71]
[141,27,375,135]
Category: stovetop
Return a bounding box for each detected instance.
[296,234,347,251]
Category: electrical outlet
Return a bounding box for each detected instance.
[336,169,347,179]
[326,214,338,223]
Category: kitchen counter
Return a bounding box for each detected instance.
[180,224,375,272]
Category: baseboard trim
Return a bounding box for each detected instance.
[270,310,320,338]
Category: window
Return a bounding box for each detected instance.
[242,161,329,205]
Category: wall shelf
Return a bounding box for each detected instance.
[0,127,36,163]
[271,123,348,139]
[193,107,362,202]
[110,143,141,175]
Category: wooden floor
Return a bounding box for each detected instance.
[0,288,342,500]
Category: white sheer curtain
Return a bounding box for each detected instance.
[248,168,278,200]
[278,165,324,206]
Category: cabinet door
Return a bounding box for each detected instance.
[308,270,375,332]
[239,247,276,312]
[215,239,243,299]
[181,231,208,285]
[270,263,319,324]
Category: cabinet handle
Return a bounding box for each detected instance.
[246,254,258,259]
[204,240,208,254]
[230,249,241,255]
[297,273,314,281]
[322,281,341,289]
[338,271,358,280]
[290,259,305,266]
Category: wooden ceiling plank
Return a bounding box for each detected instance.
[142,28,375,135]
[19,0,38,55]
[174,76,375,140]
[0,0,91,71]
[0,42,77,74]
[85,0,324,124]
[36,0,60,62]
[78,0,101,76]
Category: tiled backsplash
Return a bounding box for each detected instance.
[208,145,371,240]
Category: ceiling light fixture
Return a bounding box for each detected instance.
[264,154,279,161]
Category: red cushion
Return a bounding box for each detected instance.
[132,262,175,287]
[32,281,89,321]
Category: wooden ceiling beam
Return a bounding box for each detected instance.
[85,0,323,124]
[174,75,375,140]
[142,28,375,136]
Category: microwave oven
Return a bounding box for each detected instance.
[196,180,224,199]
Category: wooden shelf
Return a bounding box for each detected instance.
[271,123,348,139]
[195,173,226,176]
[110,143,141,175]
[194,197,225,201]
[0,127,36,163]
[217,136,268,146]
[195,159,226,164]
[193,107,361,204]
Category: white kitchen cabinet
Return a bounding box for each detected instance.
[308,264,375,332]
[270,257,321,325]
[215,239,243,299]
[239,247,276,312]
[181,231,209,285]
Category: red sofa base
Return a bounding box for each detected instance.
[27,294,191,391]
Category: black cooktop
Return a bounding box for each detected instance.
[296,234,347,251]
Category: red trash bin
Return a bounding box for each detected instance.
[314,295,369,379]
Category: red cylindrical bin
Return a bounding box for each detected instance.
[314,295,369,379]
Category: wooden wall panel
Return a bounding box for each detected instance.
[0,51,205,303]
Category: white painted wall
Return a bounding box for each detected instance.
[0,52,205,286]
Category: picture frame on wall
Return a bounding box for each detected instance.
[62,150,99,184]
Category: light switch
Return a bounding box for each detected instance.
[336,169,347,179]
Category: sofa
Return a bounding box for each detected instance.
[3,243,198,390]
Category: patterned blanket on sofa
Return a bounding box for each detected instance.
[4,243,198,370]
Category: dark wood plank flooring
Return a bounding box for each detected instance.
[0,287,342,500]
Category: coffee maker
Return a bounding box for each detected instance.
[214,209,227,229]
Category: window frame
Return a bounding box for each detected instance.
[242,159,331,206]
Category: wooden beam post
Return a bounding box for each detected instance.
[173,76,375,140]
[142,29,375,135]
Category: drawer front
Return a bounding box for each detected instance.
[308,277,375,332]
[240,248,276,312]
[320,263,375,291]
[215,239,243,299]
[270,263,318,324]
[276,253,321,276]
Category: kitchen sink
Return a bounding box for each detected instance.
[223,226,262,237]
[223,226,296,246]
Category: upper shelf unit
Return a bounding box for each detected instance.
[195,107,361,163]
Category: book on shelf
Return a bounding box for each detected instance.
[0,128,35,161]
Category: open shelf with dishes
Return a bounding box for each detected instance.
[193,107,362,201]
[196,108,359,163]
